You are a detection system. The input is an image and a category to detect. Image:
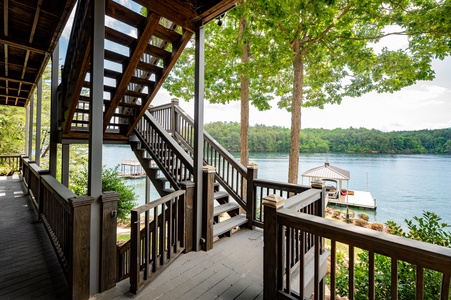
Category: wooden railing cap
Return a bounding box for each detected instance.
[262,194,285,209]
[68,195,95,207]
[247,163,258,169]
[203,165,216,173]
[101,191,120,202]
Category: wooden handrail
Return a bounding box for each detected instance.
[263,189,451,300]
[21,157,95,300]
[130,190,187,294]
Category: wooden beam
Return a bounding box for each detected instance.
[197,0,237,25]
[126,29,193,136]
[102,13,161,131]
[134,0,196,32]
[29,0,43,43]
[0,38,48,55]
[0,76,35,86]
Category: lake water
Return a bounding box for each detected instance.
[103,145,451,227]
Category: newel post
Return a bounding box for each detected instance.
[246,163,258,229]
[202,165,215,251]
[171,98,179,135]
[181,181,195,253]
[263,194,285,300]
[68,195,95,300]
[100,192,119,291]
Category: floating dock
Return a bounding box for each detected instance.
[118,159,146,179]
[327,190,376,210]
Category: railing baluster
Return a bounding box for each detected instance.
[441,274,450,300]
[349,246,355,300]
[391,258,398,300]
[416,266,424,300]
[331,240,337,300]
[285,227,291,293]
[369,250,375,300]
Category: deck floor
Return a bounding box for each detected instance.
[92,228,264,300]
[0,175,69,299]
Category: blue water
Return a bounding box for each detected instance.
[103,145,451,227]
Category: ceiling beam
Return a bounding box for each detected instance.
[0,38,48,55]
[102,12,161,131]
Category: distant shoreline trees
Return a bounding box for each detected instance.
[205,122,451,154]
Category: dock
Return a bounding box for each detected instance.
[327,190,376,210]
[119,159,146,179]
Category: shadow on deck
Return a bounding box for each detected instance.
[0,175,69,299]
[92,228,264,300]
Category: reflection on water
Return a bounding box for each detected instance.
[103,145,451,227]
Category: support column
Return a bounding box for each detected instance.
[193,25,205,252]
[88,0,105,294]
[28,93,34,159]
[35,78,42,165]
[49,43,59,177]
[61,143,70,187]
[25,104,30,156]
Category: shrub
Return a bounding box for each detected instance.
[354,218,368,227]
[358,213,369,221]
[71,165,138,220]
[333,209,341,219]
[370,222,384,231]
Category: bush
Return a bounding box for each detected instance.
[354,218,368,227]
[333,209,341,219]
[370,222,384,231]
[336,212,451,299]
[358,213,369,221]
[71,165,138,220]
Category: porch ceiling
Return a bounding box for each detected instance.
[0,0,77,107]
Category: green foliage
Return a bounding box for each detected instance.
[336,212,451,299]
[205,122,451,154]
[358,213,369,221]
[71,165,138,220]
[0,106,26,155]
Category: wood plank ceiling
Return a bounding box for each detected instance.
[61,0,237,141]
[0,0,77,107]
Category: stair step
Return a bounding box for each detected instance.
[214,191,229,201]
[213,215,247,237]
[214,203,240,217]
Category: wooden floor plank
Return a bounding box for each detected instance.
[93,227,264,300]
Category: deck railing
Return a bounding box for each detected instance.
[149,100,248,210]
[0,154,22,175]
[129,189,190,294]
[135,111,193,190]
[263,191,451,300]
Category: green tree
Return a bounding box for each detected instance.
[71,165,138,220]
[0,106,26,155]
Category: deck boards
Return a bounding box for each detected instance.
[92,227,264,300]
[0,175,69,299]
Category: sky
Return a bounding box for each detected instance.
[60,2,451,133]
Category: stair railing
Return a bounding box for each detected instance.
[149,100,248,210]
[134,111,194,190]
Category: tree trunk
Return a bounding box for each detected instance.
[239,16,249,167]
[288,39,303,184]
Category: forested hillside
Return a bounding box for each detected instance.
[204,122,451,154]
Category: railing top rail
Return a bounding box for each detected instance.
[284,188,322,210]
[144,111,194,169]
[173,105,247,176]
[0,154,22,158]
[133,190,185,214]
[40,174,82,213]
[148,103,173,112]
[254,178,311,192]
[278,208,451,274]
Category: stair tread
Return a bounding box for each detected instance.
[214,191,229,200]
[213,215,247,237]
[213,203,240,217]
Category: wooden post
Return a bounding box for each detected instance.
[68,195,95,300]
[130,210,140,294]
[202,165,215,251]
[181,181,195,253]
[171,98,179,135]
[263,194,285,300]
[100,192,119,291]
[37,169,51,217]
[246,164,258,229]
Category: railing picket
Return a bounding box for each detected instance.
[391,258,398,300]
[369,250,375,300]
[285,227,292,293]
[349,246,355,300]
[441,274,451,300]
[331,240,337,300]
[416,266,424,300]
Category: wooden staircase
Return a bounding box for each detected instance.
[130,111,248,240]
